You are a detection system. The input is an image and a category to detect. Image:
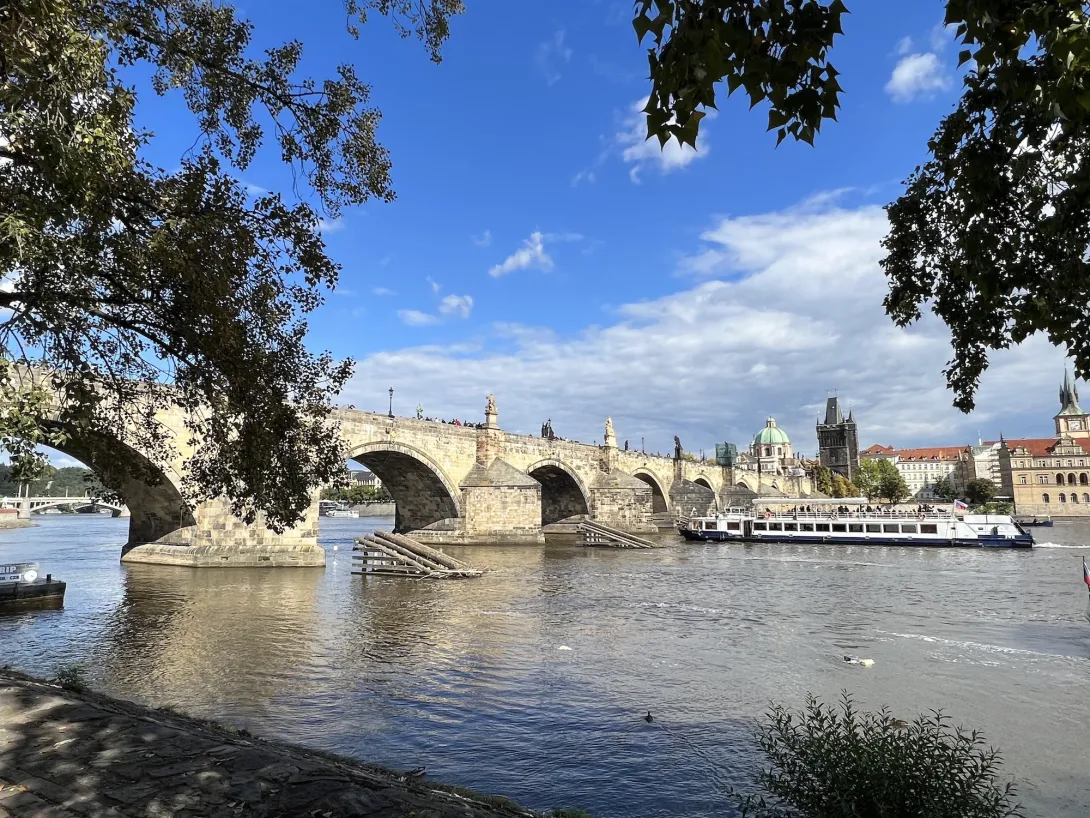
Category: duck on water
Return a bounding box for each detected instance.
[681,497,1033,549]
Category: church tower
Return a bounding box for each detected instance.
[816,397,860,479]
[1054,370,1090,439]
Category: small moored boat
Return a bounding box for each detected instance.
[1014,514,1053,528]
[0,563,66,611]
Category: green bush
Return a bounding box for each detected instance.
[53,663,88,692]
[734,694,1022,818]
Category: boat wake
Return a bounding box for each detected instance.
[876,630,1090,664]
[1032,542,1087,549]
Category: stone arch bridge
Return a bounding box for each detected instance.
[16,382,811,565]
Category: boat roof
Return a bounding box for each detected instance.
[752,497,869,506]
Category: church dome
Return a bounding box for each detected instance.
[753,417,790,446]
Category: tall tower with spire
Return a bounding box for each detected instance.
[1054,370,1090,439]
[816,397,860,480]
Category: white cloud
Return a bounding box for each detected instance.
[473,230,492,247]
[930,22,955,52]
[346,194,1071,453]
[571,170,596,187]
[427,276,441,294]
[895,36,914,55]
[535,30,572,86]
[616,97,709,182]
[438,294,474,319]
[397,309,440,326]
[244,182,268,197]
[886,53,952,103]
[489,232,554,278]
[372,287,395,296]
[318,216,344,234]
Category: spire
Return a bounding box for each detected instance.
[1059,368,1084,415]
[823,397,844,426]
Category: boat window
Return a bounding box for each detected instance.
[783,523,798,531]
[848,523,863,532]
[769,523,783,531]
[726,522,740,531]
[754,522,767,531]
[799,523,815,532]
[920,524,938,534]
[706,521,717,530]
[832,523,847,532]
[866,524,881,533]
[883,524,899,533]
[693,520,702,529]
[901,524,918,534]
[815,523,831,532]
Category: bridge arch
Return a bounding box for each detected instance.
[348,441,461,533]
[632,469,669,513]
[526,458,591,525]
[40,429,195,544]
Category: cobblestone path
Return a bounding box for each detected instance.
[0,672,536,818]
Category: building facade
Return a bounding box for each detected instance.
[860,444,967,499]
[965,440,1003,486]
[1004,371,1090,516]
[816,397,859,480]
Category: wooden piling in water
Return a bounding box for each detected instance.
[577,520,659,549]
[351,531,482,578]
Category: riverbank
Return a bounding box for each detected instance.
[0,669,540,818]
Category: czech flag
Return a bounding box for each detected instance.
[1083,557,1090,589]
[953,499,968,511]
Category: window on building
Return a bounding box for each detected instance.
[1069,472,1077,484]
[1060,493,1067,503]
[1042,493,1050,503]
[1038,460,1046,467]
[1068,460,1074,466]
[1073,495,1080,504]
[1019,475,1027,484]
[1057,473,1066,485]
[1081,474,1088,485]
[1084,493,1089,503]
[1038,475,1050,484]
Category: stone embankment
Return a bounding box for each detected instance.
[350,502,396,517]
[0,670,538,818]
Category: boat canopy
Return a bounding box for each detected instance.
[751,497,870,506]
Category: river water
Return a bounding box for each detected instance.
[1,516,1089,817]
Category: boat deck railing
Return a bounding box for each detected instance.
[726,510,953,521]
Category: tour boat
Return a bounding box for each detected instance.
[684,498,1033,549]
[0,563,66,611]
[325,508,360,519]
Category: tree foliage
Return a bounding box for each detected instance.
[829,473,857,498]
[965,478,997,506]
[0,0,463,529]
[733,693,1023,818]
[931,475,959,502]
[321,483,392,504]
[635,1,1090,410]
[811,463,833,495]
[855,458,909,503]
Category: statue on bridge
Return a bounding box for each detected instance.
[674,435,683,460]
[604,417,616,448]
[485,394,496,416]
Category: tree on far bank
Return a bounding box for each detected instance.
[830,474,858,499]
[855,459,909,503]
[0,0,463,530]
[812,464,834,495]
[931,475,958,502]
[633,1,1090,410]
[966,478,997,506]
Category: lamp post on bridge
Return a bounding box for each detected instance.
[388,387,394,418]
[641,437,645,454]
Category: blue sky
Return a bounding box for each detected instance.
[123,0,1076,462]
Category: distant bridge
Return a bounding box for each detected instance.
[0,496,130,518]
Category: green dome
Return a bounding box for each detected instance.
[753,417,790,446]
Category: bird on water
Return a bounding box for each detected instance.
[644,711,653,723]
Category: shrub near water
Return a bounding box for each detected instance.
[734,694,1023,818]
